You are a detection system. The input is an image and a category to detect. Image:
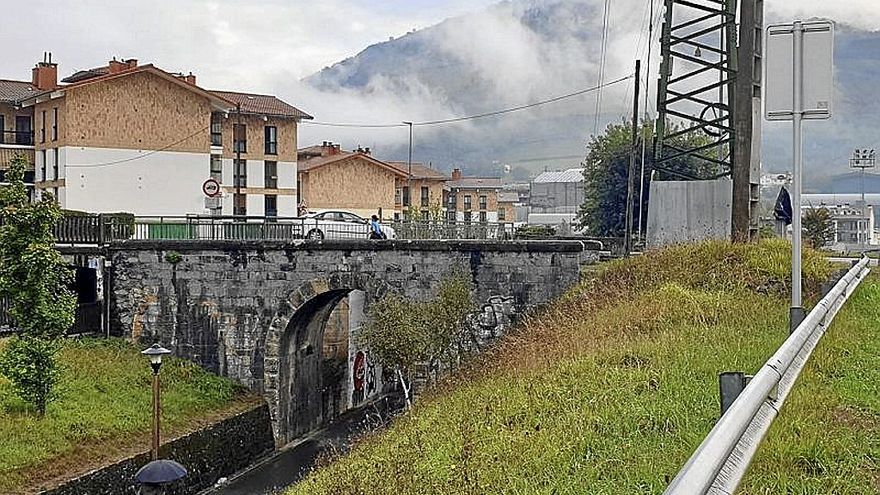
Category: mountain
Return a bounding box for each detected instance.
[301,0,880,188]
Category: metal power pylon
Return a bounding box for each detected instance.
[654,0,763,240]
[655,0,737,179]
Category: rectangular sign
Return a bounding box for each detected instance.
[765,20,834,121]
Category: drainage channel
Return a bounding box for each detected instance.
[202,396,401,495]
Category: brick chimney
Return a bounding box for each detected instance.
[108,57,137,74]
[32,52,58,91]
[184,72,196,85]
[452,168,462,181]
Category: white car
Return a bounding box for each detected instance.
[298,210,396,240]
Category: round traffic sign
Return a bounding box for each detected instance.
[202,178,221,198]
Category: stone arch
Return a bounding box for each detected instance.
[263,273,391,446]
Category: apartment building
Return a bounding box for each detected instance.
[445,168,503,223]
[8,55,311,216]
[297,142,448,220]
[388,161,447,221]
[0,66,42,190]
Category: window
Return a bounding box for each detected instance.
[264,161,277,189]
[447,210,456,221]
[479,195,487,210]
[264,126,277,155]
[479,211,487,223]
[463,195,472,210]
[395,188,402,205]
[464,211,472,223]
[40,110,46,143]
[498,207,506,221]
[210,156,222,181]
[402,187,411,207]
[421,210,429,221]
[233,123,247,152]
[52,108,57,141]
[40,150,47,181]
[233,193,247,216]
[447,192,455,205]
[0,115,4,144]
[421,186,429,207]
[265,195,277,218]
[394,212,401,221]
[234,159,247,188]
[15,116,32,145]
[53,148,59,180]
[211,113,223,146]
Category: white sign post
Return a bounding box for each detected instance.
[765,20,834,332]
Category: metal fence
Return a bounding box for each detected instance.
[52,215,519,243]
[664,257,871,495]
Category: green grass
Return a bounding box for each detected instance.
[288,240,878,494]
[0,338,256,493]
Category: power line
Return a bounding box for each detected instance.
[302,75,633,129]
[66,125,211,168]
[593,0,613,136]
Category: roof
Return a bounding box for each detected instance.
[0,79,36,103]
[532,168,585,184]
[447,177,503,189]
[387,161,448,180]
[211,91,313,120]
[498,191,520,203]
[298,151,408,177]
[19,65,236,110]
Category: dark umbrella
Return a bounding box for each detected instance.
[135,459,188,485]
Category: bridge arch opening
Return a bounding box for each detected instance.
[265,276,388,445]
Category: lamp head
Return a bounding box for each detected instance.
[142,343,172,373]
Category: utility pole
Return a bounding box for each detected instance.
[624,60,641,256]
[732,0,763,241]
[403,121,413,216]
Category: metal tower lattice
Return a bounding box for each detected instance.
[654,0,737,180]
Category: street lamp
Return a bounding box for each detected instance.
[141,343,171,461]
[850,148,875,246]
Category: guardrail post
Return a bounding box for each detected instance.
[719,372,753,415]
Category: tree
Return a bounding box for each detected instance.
[0,154,76,415]
[576,119,715,237]
[359,271,475,408]
[803,206,835,249]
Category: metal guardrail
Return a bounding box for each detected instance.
[664,257,871,495]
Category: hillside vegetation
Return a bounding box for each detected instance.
[289,240,880,494]
[0,338,259,493]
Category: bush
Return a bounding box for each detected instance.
[0,336,61,415]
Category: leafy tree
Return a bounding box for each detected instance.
[803,206,835,249]
[0,154,75,415]
[359,271,475,408]
[576,119,716,237]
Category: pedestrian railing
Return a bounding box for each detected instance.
[53,215,521,243]
[664,257,871,495]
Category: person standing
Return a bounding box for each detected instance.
[369,215,385,239]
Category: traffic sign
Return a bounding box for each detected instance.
[202,178,221,198]
[765,20,834,121]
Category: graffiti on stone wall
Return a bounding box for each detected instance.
[351,350,382,406]
[468,295,516,348]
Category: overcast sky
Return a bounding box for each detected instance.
[2,0,878,94]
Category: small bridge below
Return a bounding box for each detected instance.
[106,239,595,445]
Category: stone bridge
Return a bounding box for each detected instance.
[106,239,594,445]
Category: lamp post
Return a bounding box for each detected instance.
[850,148,875,247]
[141,343,171,461]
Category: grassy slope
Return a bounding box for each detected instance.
[0,338,259,493]
[289,240,879,494]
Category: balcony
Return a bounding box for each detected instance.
[0,130,34,146]
[0,146,35,170]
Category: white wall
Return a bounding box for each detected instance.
[63,147,212,215]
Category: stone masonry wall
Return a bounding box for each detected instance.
[109,239,593,393]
